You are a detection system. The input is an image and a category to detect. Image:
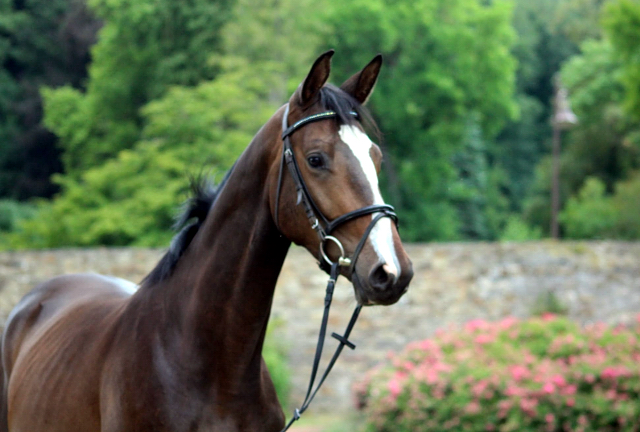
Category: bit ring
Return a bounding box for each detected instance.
[321,236,352,267]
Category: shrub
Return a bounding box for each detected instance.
[560,177,618,239]
[354,315,640,431]
[499,215,543,242]
[0,200,37,232]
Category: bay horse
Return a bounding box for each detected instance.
[0,50,412,432]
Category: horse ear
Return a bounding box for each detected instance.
[340,54,383,104]
[298,50,334,107]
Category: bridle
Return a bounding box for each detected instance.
[275,103,399,431]
[275,103,398,274]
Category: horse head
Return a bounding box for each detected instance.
[271,50,413,306]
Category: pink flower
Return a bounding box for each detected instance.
[541,312,556,321]
[501,316,518,327]
[419,339,438,351]
[551,374,566,387]
[387,378,401,398]
[543,382,555,394]
[472,380,489,398]
[465,401,481,415]
[602,367,618,380]
[566,398,575,407]
[585,373,595,383]
[545,413,555,423]
[465,319,489,332]
[498,400,512,419]
[475,334,495,345]
[394,371,408,381]
[510,365,530,381]
[505,385,525,397]
[562,384,577,396]
[519,398,538,417]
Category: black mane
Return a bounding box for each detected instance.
[319,84,380,139]
[141,170,232,286]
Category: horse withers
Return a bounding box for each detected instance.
[0,50,413,432]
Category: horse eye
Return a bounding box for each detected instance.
[307,155,324,169]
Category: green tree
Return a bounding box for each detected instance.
[10,63,277,248]
[604,0,640,118]
[8,0,326,248]
[324,0,517,241]
[524,38,640,236]
[560,173,640,239]
[0,0,99,199]
[495,0,585,216]
[42,0,234,176]
[559,177,618,238]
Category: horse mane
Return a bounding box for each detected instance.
[319,84,380,140]
[141,169,233,286]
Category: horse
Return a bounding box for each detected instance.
[0,50,413,432]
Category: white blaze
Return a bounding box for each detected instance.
[338,125,400,279]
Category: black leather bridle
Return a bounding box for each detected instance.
[275,103,398,274]
[276,104,399,431]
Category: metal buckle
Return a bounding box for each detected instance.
[321,235,352,267]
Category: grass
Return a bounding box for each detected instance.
[289,412,366,432]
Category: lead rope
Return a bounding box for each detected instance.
[280,262,362,432]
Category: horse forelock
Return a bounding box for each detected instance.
[318,84,380,141]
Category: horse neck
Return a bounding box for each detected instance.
[143,115,291,395]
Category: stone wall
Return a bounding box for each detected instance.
[1,242,639,413]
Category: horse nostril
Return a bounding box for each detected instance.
[369,263,394,291]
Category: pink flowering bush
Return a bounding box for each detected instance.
[354,314,640,431]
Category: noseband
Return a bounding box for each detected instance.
[275,103,398,274]
[276,104,399,431]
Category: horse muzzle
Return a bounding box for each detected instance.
[353,258,413,306]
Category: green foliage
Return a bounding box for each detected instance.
[560,177,619,239]
[0,0,97,199]
[0,200,37,232]
[531,291,569,317]
[221,0,329,100]
[524,35,640,237]
[499,215,543,242]
[604,0,640,119]
[324,0,517,241]
[43,0,234,176]
[12,0,335,249]
[495,0,582,217]
[6,0,640,244]
[356,315,640,431]
[263,319,291,408]
[560,173,640,240]
[608,172,640,239]
[10,61,276,249]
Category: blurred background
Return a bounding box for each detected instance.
[1,0,640,247]
[2,0,640,430]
